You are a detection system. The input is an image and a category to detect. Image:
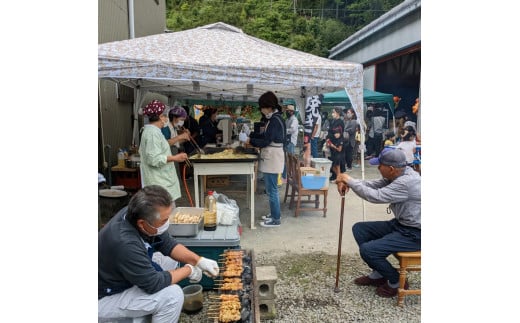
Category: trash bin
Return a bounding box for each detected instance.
[311,158,333,188]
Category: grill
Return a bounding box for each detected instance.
[207,249,260,323]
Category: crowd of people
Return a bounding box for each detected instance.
[99,97,421,322]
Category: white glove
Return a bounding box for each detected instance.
[197,257,220,277]
[239,132,249,143]
[185,264,202,283]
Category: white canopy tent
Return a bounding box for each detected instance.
[98,22,365,147]
[99,22,367,286]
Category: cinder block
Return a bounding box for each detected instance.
[259,298,277,320]
[256,266,278,300]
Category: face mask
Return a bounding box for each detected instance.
[346,112,353,119]
[265,112,273,119]
[285,112,292,118]
[175,120,185,127]
[147,219,169,236]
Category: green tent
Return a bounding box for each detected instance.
[322,88,395,114]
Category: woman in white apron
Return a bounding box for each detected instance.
[239,91,286,227]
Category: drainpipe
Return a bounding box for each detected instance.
[128,0,135,39]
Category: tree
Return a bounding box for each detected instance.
[165,0,402,57]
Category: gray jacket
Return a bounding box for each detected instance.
[346,167,421,229]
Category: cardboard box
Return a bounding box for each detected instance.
[300,167,320,176]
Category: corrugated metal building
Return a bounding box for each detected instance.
[329,0,420,126]
[98,0,168,173]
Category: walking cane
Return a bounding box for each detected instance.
[334,191,346,293]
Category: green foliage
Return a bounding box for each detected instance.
[165,0,402,57]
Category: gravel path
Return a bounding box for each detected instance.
[177,163,420,322]
[179,251,420,323]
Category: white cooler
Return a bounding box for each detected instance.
[311,158,333,188]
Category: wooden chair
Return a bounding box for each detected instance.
[290,155,328,217]
[395,251,421,306]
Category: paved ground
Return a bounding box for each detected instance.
[177,159,391,258]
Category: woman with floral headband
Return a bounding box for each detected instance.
[139,99,189,202]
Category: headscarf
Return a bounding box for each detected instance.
[168,106,187,119]
[143,100,166,116]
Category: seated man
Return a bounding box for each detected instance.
[336,148,421,297]
[98,185,219,322]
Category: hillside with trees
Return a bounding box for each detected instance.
[166,0,402,57]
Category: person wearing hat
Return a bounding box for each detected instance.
[139,100,189,202]
[162,106,191,155]
[161,106,192,178]
[336,148,421,298]
[281,104,299,181]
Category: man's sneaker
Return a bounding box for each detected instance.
[261,214,271,220]
[353,275,387,287]
[375,281,409,298]
[344,168,352,172]
[260,219,281,227]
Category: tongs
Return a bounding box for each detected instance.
[188,135,205,155]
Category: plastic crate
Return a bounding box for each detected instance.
[174,223,241,290]
[301,175,327,189]
[311,158,332,188]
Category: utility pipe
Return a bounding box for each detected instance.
[128,0,135,39]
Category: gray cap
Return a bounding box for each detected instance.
[369,148,407,167]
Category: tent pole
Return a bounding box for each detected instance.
[344,87,366,221]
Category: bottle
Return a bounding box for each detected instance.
[203,190,217,231]
[117,149,126,168]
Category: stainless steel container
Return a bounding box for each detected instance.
[168,207,204,237]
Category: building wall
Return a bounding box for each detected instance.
[332,10,420,64]
[98,0,167,172]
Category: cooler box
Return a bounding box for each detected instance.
[174,222,241,290]
[311,158,333,188]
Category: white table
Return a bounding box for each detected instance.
[192,161,257,229]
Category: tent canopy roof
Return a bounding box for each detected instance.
[323,88,394,112]
[98,22,363,101]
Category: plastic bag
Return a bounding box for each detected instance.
[212,191,240,225]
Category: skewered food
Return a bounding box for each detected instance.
[219,277,243,291]
[218,296,241,322]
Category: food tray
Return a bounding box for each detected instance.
[168,207,204,237]
[189,147,259,163]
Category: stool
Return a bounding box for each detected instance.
[395,251,421,306]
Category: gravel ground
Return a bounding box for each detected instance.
[179,251,420,323]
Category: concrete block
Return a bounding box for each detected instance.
[256,266,278,300]
[259,298,277,320]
